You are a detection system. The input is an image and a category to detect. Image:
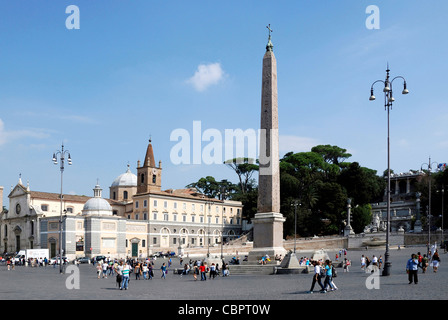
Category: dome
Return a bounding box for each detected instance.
[111,165,137,187]
[82,183,113,216]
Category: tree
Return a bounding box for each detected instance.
[224,158,259,194]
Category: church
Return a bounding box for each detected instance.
[0,140,243,260]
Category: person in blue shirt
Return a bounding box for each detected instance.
[406,254,419,284]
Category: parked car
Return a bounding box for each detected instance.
[75,257,90,264]
[91,255,107,263]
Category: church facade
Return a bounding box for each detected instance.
[0,141,243,259]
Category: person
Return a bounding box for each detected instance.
[96,262,102,279]
[323,260,335,292]
[134,262,141,280]
[421,254,429,273]
[120,262,130,290]
[148,263,153,279]
[210,263,216,279]
[102,261,108,278]
[343,258,351,272]
[142,263,148,280]
[161,262,167,279]
[199,263,207,281]
[360,255,366,270]
[406,253,419,284]
[193,264,199,281]
[378,255,383,269]
[308,261,325,293]
[432,250,440,273]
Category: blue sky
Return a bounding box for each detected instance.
[1,1,448,206]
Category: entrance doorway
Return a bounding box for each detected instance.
[131,243,138,257]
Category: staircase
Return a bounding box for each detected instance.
[227,263,277,275]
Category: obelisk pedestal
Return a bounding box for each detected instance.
[248,26,286,263]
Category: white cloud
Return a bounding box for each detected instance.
[186,62,225,92]
[0,118,51,146]
[279,135,320,154]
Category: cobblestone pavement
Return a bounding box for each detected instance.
[0,246,446,302]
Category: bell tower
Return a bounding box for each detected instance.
[136,139,162,194]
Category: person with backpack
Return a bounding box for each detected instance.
[322,260,335,292]
[308,261,325,293]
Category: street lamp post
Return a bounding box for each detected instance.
[52,143,72,274]
[290,200,299,253]
[421,156,438,253]
[369,64,409,276]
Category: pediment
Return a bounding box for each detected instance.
[8,184,28,198]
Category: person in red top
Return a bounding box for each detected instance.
[199,263,207,281]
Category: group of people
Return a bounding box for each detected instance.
[308,259,338,293]
[406,249,441,284]
[182,259,230,280]
[360,254,383,273]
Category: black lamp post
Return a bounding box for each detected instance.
[52,143,72,274]
[369,65,409,276]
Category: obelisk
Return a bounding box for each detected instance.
[248,25,286,262]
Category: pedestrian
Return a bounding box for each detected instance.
[142,263,148,280]
[360,255,366,270]
[96,262,102,279]
[323,260,335,292]
[135,262,141,280]
[199,263,207,281]
[343,258,350,272]
[193,265,199,281]
[421,254,429,273]
[406,253,419,284]
[120,262,130,290]
[102,261,108,278]
[161,262,167,279]
[308,261,325,293]
[210,263,216,279]
[432,250,440,273]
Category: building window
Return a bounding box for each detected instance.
[144,200,147,208]
[200,216,204,223]
[164,213,169,221]
[153,237,157,245]
[173,214,177,222]
[143,213,147,220]
[215,217,219,224]
[173,238,177,245]
[135,214,139,220]
[113,192,116,200]
[124,191,128,200]
[141,173,145,184]
[174,202,177,209]
[135,201,139,209]
[183,215,187,222]
[142,240,146,247]
[183,203,186,210]
[113,210,118,216]
[192,204,195,211]
[191,215,195,223]
[30,221,34,235]
[41,205,48,212]
[164,201,168,209]
[152,175,156,183]
[153,212,157,220]
[154,200,158,207]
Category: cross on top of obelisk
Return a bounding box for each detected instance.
[267,24,273,36]
[266,24,274,52]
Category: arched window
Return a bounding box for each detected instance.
[141,173,145,184]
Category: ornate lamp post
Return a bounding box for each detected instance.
[52,143,72,273]
[369,64,409,276]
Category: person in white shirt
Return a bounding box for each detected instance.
[308,261,325,293]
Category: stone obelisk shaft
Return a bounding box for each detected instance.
[257,49,280,213]
[248,32,286,260]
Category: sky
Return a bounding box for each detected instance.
[1,1,448,207]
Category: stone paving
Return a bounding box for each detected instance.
[0,246,446,302]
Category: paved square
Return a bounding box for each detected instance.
[0,246,446,302]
